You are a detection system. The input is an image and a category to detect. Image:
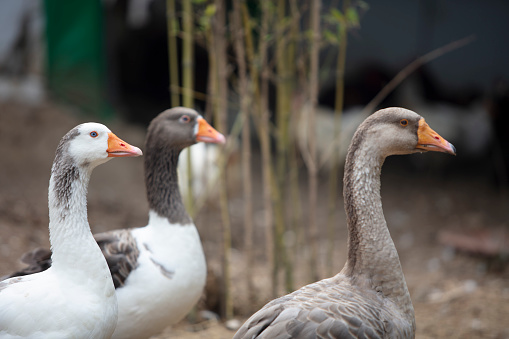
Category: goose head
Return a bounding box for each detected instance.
[62,123,143,170]
[146,107,225,151]
[357,107,456,157]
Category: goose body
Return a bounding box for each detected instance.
[110,212,207,339]
[0,123,142,339]
[234,107,456,339]
[4,108,225,339]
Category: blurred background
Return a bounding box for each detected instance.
[0,0,508,338]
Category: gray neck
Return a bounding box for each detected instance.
[48,164,107,274]
[342,139,414,319]
[144,146,191,225]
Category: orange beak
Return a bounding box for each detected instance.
[415,119,456,155]
[196,118,226,144]
[107,133,143,157]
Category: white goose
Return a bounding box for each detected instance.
[0,123,142,339]
[5,107,226,339]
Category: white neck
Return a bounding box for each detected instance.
[147,209,194,229]
[48,166,109,278]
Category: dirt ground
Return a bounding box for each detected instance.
[0,101,508,339]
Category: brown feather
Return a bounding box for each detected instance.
[95,230,140,288]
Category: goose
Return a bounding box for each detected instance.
[0,123,142,339]
[234,107,456,339]
[4,107,226,339]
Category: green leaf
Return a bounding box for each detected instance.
[204,4,216,17]
[330,8,344,23]
[346,7,359,27]
[323,30,339,45]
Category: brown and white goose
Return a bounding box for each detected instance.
[4,107,225,339]
[234,107,455,339]
[0,123,142,338]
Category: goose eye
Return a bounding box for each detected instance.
[180,115,191,123]
[90,131,98,138]
[400,119,409,127]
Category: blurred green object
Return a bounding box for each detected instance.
[43,0,112,118]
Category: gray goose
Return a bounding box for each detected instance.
[4,108,225,339]
[234,107,456,339]
[0,123,142,338]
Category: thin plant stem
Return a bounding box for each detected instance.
[213,0,232,320]
[307,0,321,283]
[166,0,180,107]
[258,0,276,299]
[182,0,195,217]
[327,0,349,277]
[232,0,255,308]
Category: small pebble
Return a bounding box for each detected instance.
[225,319,242,331]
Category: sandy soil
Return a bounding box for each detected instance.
[0,101,508,338]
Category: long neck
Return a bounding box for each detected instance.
[144,145,191,225]
[341,139,414,317]
[48,164,107,275]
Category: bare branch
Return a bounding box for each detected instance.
[319,34,476,170]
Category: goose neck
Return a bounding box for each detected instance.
[144,146,191,225]
[342,141,413,317]
[48,165,105,273]
[343,147,386,275]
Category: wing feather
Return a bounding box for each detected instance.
[3,230,140,289]
[94,230,140,288]
[233,277,402,339]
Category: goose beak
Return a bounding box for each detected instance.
[416,119,456,155]
[107,133,143,157]
[196,118,226,144]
